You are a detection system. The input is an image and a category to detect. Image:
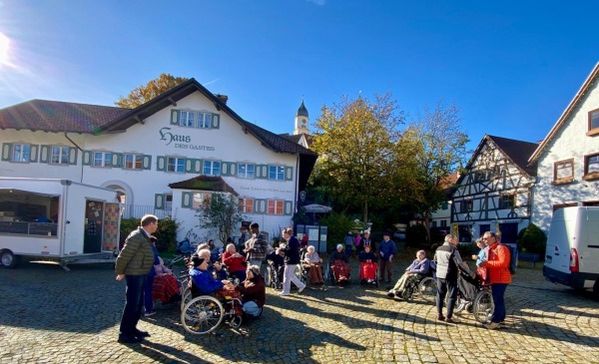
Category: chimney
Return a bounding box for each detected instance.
[216,94,228,104]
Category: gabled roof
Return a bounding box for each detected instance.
[168,175,238,196]
[528,62,599,163]
[0,79,316,157]
[0,99,129,133]
[458,135,539,185]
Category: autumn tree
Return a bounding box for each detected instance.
[311,95,403,223]
[198,193,243,245]
[115,73,188,108]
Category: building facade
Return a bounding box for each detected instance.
[529,63,599,233]
[451,135,538,244]
[0,80,316,243]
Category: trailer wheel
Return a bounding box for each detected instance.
[0,250,18,268]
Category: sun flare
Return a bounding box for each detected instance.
[0,32,10,65]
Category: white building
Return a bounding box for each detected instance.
[529,63,599,233]
[430,172,459,232]
[451,135,538,244]
[0,79,317,243]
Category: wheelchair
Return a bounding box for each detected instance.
[325,258,351,286]
[400,272,437,303]
[452,266,495,324]
[180,282,244,335]
[264,259,283,290]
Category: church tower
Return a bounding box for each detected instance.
[293,100,309,135]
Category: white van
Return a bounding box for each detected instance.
[543,206,599,296]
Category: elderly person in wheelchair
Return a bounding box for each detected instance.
[303,245,324,287]
[387,250,431,299]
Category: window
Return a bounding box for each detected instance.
[459,199,473,213]
[238,163,256,179]
[589,108,599,134]
[239,198,254,213]
[199,112,212,129]
[431,221,437,228]
[441,201,449,210]
[268,165,285,180]
[203,160,221,176]
[92,152,113,168]
[584,153,599,180]
[11,143,30,162]
[192,192,212,209]
[499,194,515,209]
[50,146,70,165]
[178,111,195,127]
[164,193,173,211]
[440,220,447,228]
[554,159,574,184]
[267,200,284,215]
[124,154,143,170]
[167,157,185,173]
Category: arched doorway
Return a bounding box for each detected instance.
[101,181,134,216]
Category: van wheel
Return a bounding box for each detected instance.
[0,250,18,268]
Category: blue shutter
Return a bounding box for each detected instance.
[29,144,39,163]
[142,155,151,170]
[181,192,193,208]
[157,156,166,171]
[1,143,12,161]
[82,151,92,166]
[154,194,165,210]
[40,145,50,163]
[171,110,179,125]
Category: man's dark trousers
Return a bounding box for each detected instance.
[436,277,458,318]
[120,275,145,336]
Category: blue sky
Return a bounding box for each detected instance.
[0,0,598,150]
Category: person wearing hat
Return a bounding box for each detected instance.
[378,231,398,283]
[189,251,233,295]
[237,265,266,317]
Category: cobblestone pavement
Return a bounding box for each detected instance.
[0,258,598,364]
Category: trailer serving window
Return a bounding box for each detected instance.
[0,189,59,237]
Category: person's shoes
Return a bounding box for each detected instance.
[144,310,156,317]
[279,291,289,296]
[298,285,306,294]
[118,334,142,344]
[134,330,150,338]
[437,315,446,321]
[485,322,501,330]
[445,317,457,324]
[456,302,466,312]
[387,291,396,298]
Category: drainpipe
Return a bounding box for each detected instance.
[64,132,84,183]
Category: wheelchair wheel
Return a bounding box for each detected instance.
[418,277,437,304]
[265,266,273,287]
[472,289,494,324]
[181,295,225,335]
[180,287,192,312]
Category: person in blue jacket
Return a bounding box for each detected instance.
[378,231,398,283]
[189,253,233,295]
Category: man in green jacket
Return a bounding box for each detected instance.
[115,214,158,344]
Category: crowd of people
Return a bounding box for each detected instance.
[114,215,512,343]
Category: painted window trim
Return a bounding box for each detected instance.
[123,153,146,170]
[172,108,220,130]
[6,143,35,163]
[587,107,599,135]
[583,152,599,181]
[166,156,187,173]
[553,158,574,185]
[91,151,114,168]
[49,145,76,165]
[203,160,222,176]
[267,164,287,181]
[237,163,256,179]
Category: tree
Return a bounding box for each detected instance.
[393,103,469,240]
[115,73,189,108]
[197,193,243,244]
[311,95,404,223]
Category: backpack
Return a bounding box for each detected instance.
[504,243,518,275]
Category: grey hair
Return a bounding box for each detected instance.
[444,234,454,243]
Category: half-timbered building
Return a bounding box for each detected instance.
[451,135,538,244]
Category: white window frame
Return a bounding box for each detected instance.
[268,165,285,180]
[123,153,143,170]
[50,146,70,165]
[167,157,186,173]
[238,163,256,179]
[92,151,113,168]
[178,110,195,127]
[11,143,31,163]
[203,160,221,176]
[267,199,285,215]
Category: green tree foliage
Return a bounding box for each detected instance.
[405,223,429,247]
[116,73,189,108]
[119,217,179,252]
[311,95,404,223]
[198,193,243,244]
[517,223,547,255]
[320,212,355,252]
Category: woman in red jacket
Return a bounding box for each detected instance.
[480,232,512,329]
[222,243,247,282]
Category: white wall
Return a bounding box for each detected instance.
[532,81,599,232]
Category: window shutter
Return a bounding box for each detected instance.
[253,199,262,214]
[193,159,202,173]
[157,156,166,171]
[1,143,12,161]
[285,166,293,181]
[185,159,193,173]
[68,148,78,165]
[212,114,220,129]
[40,145,50,163]
[222,162,230,176]
[111,153,119,167]
[256,164,266,179]
[142,155,151,170]
[29,144,39,163]
[82,151,91,166]
[170,110,179,125]
[285,201,293,215]
[154,194,165,210]
[181,192,193,208]
[229,162,236,176]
